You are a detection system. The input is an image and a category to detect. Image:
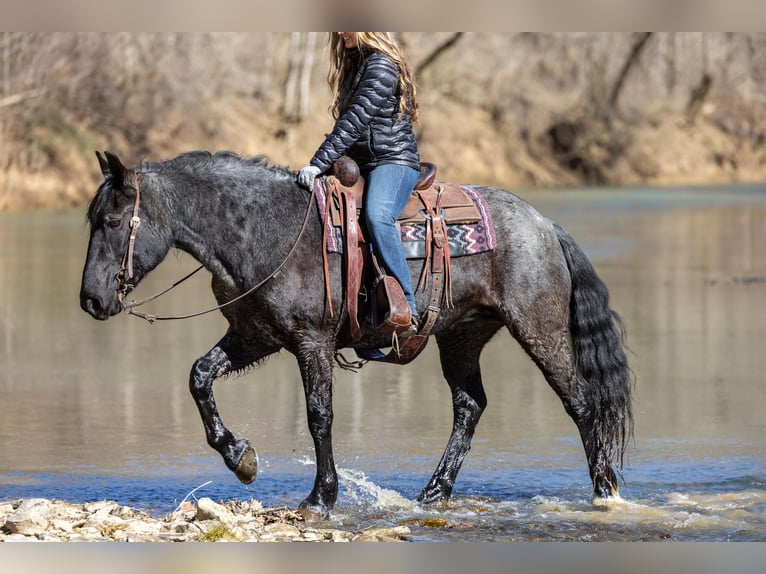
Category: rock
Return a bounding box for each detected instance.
[301,530,325,541]
[357,526,411,541]
[84,512,124,531]
[0,503,16,520]
[4,533,41,542]
[51,519,74,533]
[196,498,235,524]
[262,522,302,539]
[1,497,407,542]
[124,519,160,537]
[317,528,354,542]
[351,533,379,542]
[166,520,195,534]
[5,498,50,536]
[83,500,118,514]
[35,533,62,542]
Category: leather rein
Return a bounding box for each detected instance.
[115,173,315,324]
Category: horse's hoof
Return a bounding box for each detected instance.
[592,492,626,509]
[234,445,258,484]
[417,479,452,505]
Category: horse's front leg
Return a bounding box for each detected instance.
[295,344,338,519]
[189,331,264,484]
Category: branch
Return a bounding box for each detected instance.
[0,89,44,109]
[415,32,464,77]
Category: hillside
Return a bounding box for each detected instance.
[1,32,765,210]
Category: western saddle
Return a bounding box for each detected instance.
[321,156,481,364]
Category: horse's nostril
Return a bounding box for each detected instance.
[81,296,102,317]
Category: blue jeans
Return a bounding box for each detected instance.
[364,163,420,317]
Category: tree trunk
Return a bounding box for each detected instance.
[607,32,653,115]
[685,73,712,125]
[298,32,317,119]
[664,32,677,95]
[281,32,302,122]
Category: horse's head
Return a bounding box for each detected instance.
[80,151,170,320]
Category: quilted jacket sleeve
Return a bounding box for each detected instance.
[310,54,399,173]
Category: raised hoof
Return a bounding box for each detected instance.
[234,445,258,484]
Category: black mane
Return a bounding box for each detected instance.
[140,150,283,175]
[87,151,294,226]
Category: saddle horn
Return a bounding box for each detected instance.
[332,155,360,187]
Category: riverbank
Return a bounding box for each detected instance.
[2,107,764,213]
[0,498,411,542]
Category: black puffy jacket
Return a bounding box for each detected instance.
[310,48,420,175]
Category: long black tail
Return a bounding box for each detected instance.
[554,223,634,475]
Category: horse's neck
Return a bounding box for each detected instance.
[163,174,303,285]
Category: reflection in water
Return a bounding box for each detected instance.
[1,186,764,540]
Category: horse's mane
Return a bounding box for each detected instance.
[139,150,292,179]
[88,151,294,225]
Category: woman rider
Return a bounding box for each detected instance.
[297,32,421,337]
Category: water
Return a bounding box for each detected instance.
[1,184,764,541]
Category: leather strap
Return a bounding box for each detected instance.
[117,173,142,296]
[321,178,335,318]
[374,187,454,365]
[319,173,457,364]
[339,183,362,341]
[322,176,364,341]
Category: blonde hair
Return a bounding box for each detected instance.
[327,32,419,123]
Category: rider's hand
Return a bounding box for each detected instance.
[297,165,321,189]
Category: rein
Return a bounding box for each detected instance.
[117,176,315,324]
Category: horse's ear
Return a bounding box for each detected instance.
[95,151,110,178]
[104,151,128,189]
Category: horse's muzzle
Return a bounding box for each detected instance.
[80,292,122,320]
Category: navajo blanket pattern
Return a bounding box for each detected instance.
[313,182,497,259]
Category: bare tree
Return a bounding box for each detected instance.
[685,33,713,126]
[664,32,677,95]
[281,32,319,122]
[299,32,318,119]
[607,32,653,116]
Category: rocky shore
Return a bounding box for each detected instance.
[0,498,411,542]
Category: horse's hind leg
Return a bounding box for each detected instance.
[417,323,498,504]
[513,322,621,500]
[189,330,270,484]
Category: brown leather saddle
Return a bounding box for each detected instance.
[321,156,482,365]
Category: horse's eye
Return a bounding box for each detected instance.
[106,217,122,229]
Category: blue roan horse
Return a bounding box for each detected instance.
[80,150,633,518]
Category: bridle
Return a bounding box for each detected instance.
[116,173,142,299]
[114,172,315,324]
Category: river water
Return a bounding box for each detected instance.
[1,185,764,541]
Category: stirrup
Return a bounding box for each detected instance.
[400,315,419,339]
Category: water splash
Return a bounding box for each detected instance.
[337,467,414,511]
